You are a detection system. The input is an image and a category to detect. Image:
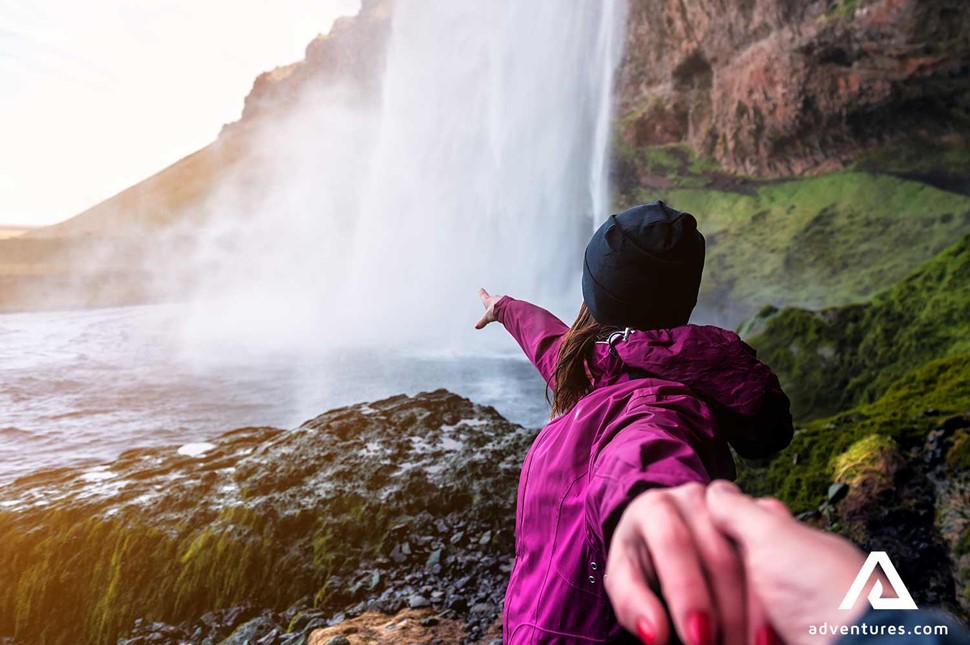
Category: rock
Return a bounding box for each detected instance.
[221,617,277,645]
[306,609,466,645]
[826,483,849,504]
[616,0,970,176]
[425,549,442,568]
[408,594,431,609]
[0,390,531,644]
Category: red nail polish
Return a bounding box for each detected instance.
[637,617,655,645]
[686,611,713,645]
[756,624,781,645]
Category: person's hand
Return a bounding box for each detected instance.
[474,288,503,329]
[706,480,871,645]
[605,480,874,645]
[605,482,754,645]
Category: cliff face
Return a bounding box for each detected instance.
[231,0,391,128]
[616,0,970,176]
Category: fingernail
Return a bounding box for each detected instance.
[636,617,655,645]
[709,480,740,496]
[756,624,781,645]
[686,611,713,645]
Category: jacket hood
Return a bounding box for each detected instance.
[587,324,793,459]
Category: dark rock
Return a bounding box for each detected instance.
[221,617,278,645]
[827,482,849,504]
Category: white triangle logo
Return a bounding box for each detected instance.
[839,551,918,611]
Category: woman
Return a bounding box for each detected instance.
[475,201,795,645]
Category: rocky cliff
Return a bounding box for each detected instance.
[616,0,970,176]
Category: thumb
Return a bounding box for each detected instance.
[706,481,785,553]
[479,287,490,303]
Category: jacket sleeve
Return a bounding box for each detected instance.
[713,340,794,460]
[493,296,569,388]
[584,390,713,555]
[836,608,968,645]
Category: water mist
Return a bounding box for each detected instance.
[181,0,629,356]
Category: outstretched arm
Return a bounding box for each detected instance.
[474,288,569,387]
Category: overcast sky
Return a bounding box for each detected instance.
[0,0,360,226]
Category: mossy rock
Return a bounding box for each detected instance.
[736,353,970,512]
[832,434,899,488]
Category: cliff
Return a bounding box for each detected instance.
[0,0,392,313]
[616,0,970,176]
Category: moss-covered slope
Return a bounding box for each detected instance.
[743,233,970,420]
[732,234,970,616]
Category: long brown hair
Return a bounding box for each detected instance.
[550,303,620,417]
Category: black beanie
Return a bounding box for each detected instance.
[582,200,705,329]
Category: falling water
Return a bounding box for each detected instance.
[182,0,628,354]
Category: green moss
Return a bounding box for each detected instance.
[822,0,859,20]
[832,434,897,485]
[737,353,970,512]
[655,173,970,318]
[0,502,342,644]
[613,135,970,322]
[855,140,970,176]
[746,233,970,418]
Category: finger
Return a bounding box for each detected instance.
[637,494,714,645]
[706,481,785,555]
[604,538,671,645]
[746,570,775,645]
[474,313,489,330]
[755,497,792,519]
[706,483,783,645]
[669,484,745,645]
[479,287,490,305]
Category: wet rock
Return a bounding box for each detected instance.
[827,482,849,504]
[408,594,431,609]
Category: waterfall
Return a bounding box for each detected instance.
[181,0,628,354]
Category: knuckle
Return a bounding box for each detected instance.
[705,542,739,572]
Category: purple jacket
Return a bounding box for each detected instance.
[496,297,793,644]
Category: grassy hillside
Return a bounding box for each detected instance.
[614,141,970,324]
[743,233,970,420]
[733,232,970,613]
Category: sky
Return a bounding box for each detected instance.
[0,0,360,226]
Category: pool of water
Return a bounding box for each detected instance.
[0,304,548,486]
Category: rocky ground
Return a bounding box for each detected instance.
[0,390,533,645]
[1,380,967,643]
